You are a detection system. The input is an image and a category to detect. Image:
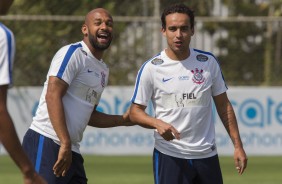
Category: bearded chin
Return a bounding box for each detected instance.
[89,35,111,51]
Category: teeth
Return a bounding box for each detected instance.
[99,33,108,37]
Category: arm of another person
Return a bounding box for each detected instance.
[213,92,248,175]
[45,76,71,177]
[129,103,180,141]
[88,105,133,127]
[0,85,47,184]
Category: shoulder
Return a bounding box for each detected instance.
[54,42,86,61]
[192,48,218,63]
[0,23,12,33]
[140,52,163,70]
[0,23,14,41]
[59,42,84,55]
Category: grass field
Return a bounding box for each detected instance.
[0,155,281,184]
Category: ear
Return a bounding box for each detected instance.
[191,27,195,36]
[161,28,166,37]
[81,24,88,36]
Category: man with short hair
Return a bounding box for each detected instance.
[22,8,132,183]
[130,3,247,184]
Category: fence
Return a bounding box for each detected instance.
[1,14,282,86]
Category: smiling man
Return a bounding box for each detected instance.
[22,8,132,184]
[129,3,247,184]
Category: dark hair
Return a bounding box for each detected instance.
[161,3,195,29]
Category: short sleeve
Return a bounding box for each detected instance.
[0,24,15,87]
[211,57,227,96]
[48,43,82,85]
[131,61,154,106]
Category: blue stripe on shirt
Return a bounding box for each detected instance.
[57,43,82,78]
[131,53,160,102]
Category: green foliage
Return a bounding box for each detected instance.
[214,0,282,85]
[3,0,282,86]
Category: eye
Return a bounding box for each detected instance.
[106,21,113,28]
[168,26,177,32]
[180,26,189,31]
[94,21,102,26]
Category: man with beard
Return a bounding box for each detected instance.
[22,8,132,184]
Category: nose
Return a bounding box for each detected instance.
[100,22,106,29]
[176,29,182,37]
[100,22,108,30]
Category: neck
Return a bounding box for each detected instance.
[91,49,103,60]
[83,39,104,60]
[165,48,190,61]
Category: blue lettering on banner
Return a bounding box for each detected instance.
[31,95,282,128]
[96,96,154,116]
[28,89,282,155]
[81,131,154,147]
[32,101,39,117]
[216,132,282,147]
[214,97,282,128]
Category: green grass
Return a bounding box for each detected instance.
[0,155,281,184]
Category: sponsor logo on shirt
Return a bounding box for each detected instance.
[162,77,173,82]
[86,88,98,104]
[191,68,205,84]
[174,93,197,107]
[178,76,189,81]
[151,58,164,65]
[196,54,208,62]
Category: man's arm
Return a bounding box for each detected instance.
[0,85,47,184]
[88,106,132,127]
[213,92,248,175]
[45,76,71,177]
[129,103,180,141]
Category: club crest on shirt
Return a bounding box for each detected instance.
[101,71,106,87]
[196,54,208,62]
[191,68,205,84]
[151,58,164,65]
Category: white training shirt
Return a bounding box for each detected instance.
[30,41,109,153]
[131,48,227,159]
[0,23,15,87]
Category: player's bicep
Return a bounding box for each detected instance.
[46,76,68,98]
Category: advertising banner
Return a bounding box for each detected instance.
[1,86,282,156]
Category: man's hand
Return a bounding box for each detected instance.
[53,144,72,177]
[155,119,180,141]
[122,108,132,125]
[234,147,248,175]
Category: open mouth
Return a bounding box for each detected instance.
[97,32,110,43]
[175,41,183,47]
